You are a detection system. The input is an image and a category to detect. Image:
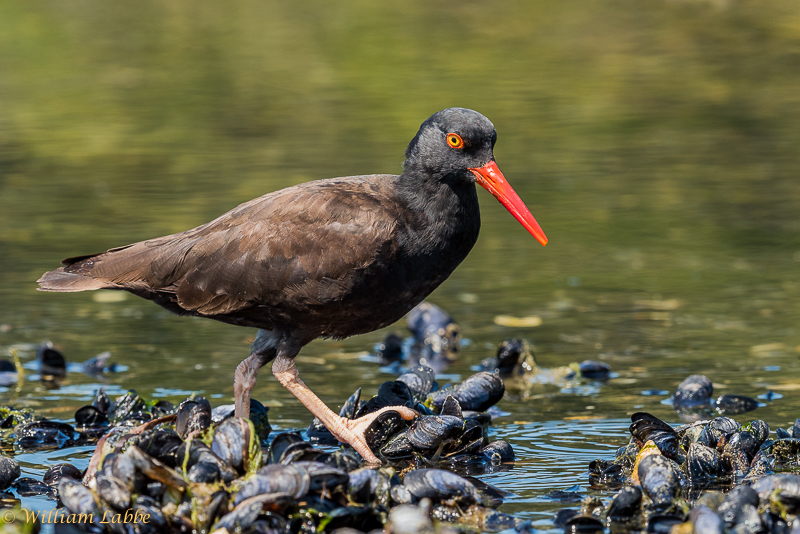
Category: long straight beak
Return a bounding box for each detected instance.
[469,160,548,246]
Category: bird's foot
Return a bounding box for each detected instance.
[329,406,418,464]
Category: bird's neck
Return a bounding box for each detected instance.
[395,170,481,255]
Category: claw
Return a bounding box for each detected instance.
[331,406,418,464]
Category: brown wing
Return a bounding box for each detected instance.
[39,175,403,318]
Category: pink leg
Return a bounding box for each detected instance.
[272,354,417,463]
[234,353,263,419]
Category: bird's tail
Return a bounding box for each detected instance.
[37,267,119,292]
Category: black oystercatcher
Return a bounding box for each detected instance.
[38,108,547,462]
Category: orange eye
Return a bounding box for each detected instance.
[446,133,464,149]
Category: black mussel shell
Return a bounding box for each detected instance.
[748,420,770,444]
[722,447,749,475]
[717,485,759,528]
[58,478,102,520]
[407,415,464,450]
[108,390,147,425]
[13,477,55,499]
[340,388,362,419]
[646,514,684,534]
[37,342,66,377]
[685,442,721,479]
[14,421,76,449]
[238,464,311,503]
[133,495,169,533]
[149,400,175,419]
[564,514,604,533]
[321,449,361,473]
[188,461,222,484]
[430,372,505,412]
[777,427,792,439]
[176,397,212,438]
[378,333,404,365]
[268,432,305,464]
[578,360,611,380]
[752,473,800,501]
[307,417,338,446]
[95,472,132,511]
[672,374,713,412]
[708,416,740,437]
[496,338,530,375]
[42,463,82,486]
[637,455,682,505]
[690,506,724,534]
[440,396,462,418]
[211,417,253,472]
[248,399,271,444]
[381,431,414,460]
[132,429,183,467]
[356,381,415,417]
[629,413,680,460]
[479,440,515,463]
[91,389,110,415]
[724,430,759,460]
[793,418,800,439]
[74,405,108,429]
[176,440,237,483]
[397,365,436,403]
[364,410,412,453]
[714,394,759,415]
[403,469,481,505]
[295,461,348,492]
[607,485,642,521]
[553,509,579,528]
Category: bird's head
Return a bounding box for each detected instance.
[405,108,548,246]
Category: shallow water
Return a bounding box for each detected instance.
[2,0,800,531]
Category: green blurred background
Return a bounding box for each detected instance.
[1,0,800,524]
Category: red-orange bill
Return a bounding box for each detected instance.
[469,160,548,246]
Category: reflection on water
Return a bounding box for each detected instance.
[1,0,800,530]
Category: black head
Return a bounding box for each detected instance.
[404,108,497,179]
[403,108,549,246]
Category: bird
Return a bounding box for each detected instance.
[37,108,547,463]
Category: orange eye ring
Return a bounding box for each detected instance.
[446,133,464,149]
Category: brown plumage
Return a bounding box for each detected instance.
[38,108,547,463]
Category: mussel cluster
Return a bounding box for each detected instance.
[0,364,516,533]
[308,365,512,469]
[578,411,800,533]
